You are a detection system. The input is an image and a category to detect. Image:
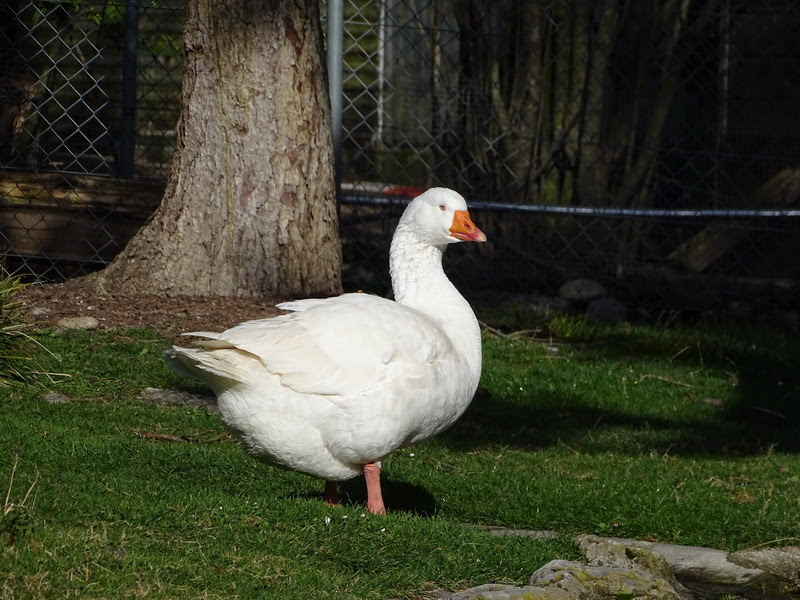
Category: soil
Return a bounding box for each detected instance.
[16,277,284,339]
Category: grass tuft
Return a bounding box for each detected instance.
[2,452,38,546]
[0,274,44,385]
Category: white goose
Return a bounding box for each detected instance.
[164,187,487,514]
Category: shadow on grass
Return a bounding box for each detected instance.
[291,477,437,516]
[604,325,800,453]
[443,324,800,456]
[340,477,437,516]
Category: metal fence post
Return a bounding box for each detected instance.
[326,0,343,203]
[119,0,140,179]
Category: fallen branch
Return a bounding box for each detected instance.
[132,430,193,443]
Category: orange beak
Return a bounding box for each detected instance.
[449,210,487,242]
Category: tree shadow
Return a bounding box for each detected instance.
[598,325,800,453]
[441,326,800,456]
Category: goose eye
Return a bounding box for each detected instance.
[438,204,446,211]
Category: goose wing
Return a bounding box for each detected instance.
[183,293,454,398]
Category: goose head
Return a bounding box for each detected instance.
[398,188,487,246]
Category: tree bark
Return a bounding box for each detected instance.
[90,0,342,298]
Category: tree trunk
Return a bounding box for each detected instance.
[90,0,341,298]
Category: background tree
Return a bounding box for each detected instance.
[448,0,716,272]
[450,0,716,208]
[90,0,342,298]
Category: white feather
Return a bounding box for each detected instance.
[164,187,484,481]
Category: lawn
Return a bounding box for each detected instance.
[1,314,799,599]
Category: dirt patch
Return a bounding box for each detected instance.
[16,277,285,339]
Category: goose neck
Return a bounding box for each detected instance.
[389,226,482,377]
[389,226,449,306]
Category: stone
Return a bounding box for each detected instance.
[42,391,70,404]
[726,300,753,318]
[451,583,569,600]
[411,590,455,600]
[586,297,628,322]
[728,546,800,587]
[451,584,522,600]
[557,279,606,303]
[782,311,799,323]
[530,555,684,600]
[695,397,726,408]
[57,316,99,330]
[581,535,799,600]
[468,525,559,539]
[520,296,572,320]
[577,535,691,598]
[453,540,684,600]
[138,387,218,413]
[451,531,800,600]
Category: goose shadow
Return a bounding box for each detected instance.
[339,476,437,516]
[288,476,437,516]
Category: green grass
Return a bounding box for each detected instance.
[2,318,799,598]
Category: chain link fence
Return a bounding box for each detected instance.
[0,0,180,279]
[2,0,799,318]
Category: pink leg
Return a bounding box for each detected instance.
[363,462,386,514]
[324,480,340,505]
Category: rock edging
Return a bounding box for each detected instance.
[450,532,800,600]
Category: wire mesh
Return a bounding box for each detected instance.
[1,0,799,318]
[0,0,181,279]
